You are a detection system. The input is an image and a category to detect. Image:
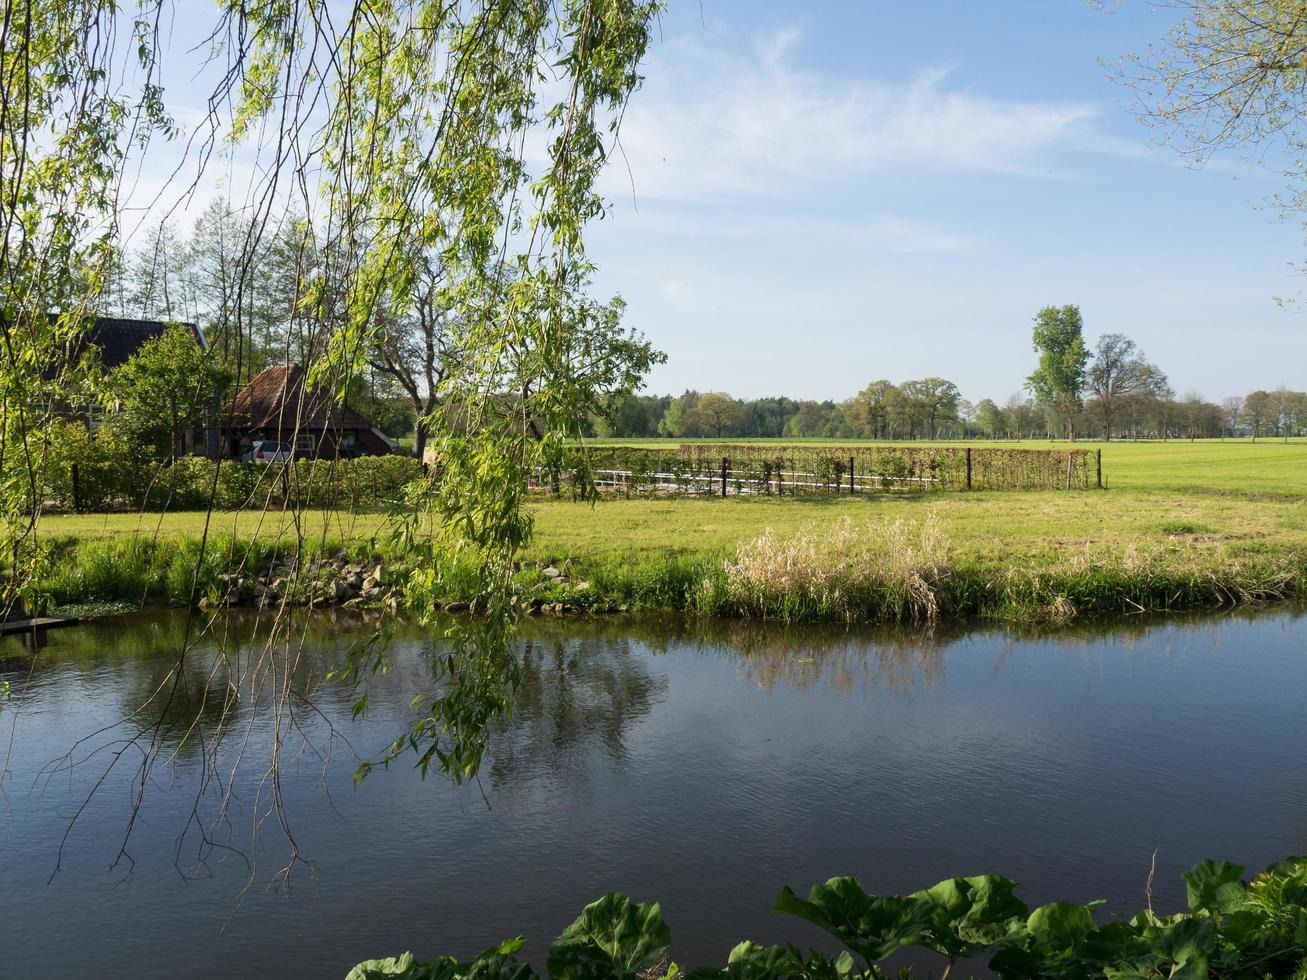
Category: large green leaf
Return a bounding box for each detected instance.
[685,941,807,980]
[462,947,537,980]
[345,939,534,980]
[786,949,856,980]
[1150,916,1217,975]
[546,893,671,980]
[909,874,1028,959]
[345,953,460,980]
[1081,921,1150,965]
[1252,855,1307,918]
[774,877,932,963]
[986,902,1102,979]
[1026,902,1097,950]
[1182,859,1247,914]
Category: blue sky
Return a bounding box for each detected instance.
[130,1,1306,404]
[579,1,1307,403]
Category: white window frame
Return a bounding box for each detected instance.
[295,433,317,452]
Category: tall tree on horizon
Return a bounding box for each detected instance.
[900,377,961,440]
[1087,333,1166,440]
[1027,304,1090,440]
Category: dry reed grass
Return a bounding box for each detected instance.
[716,514,951,622]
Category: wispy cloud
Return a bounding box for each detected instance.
[616,208,979,254]
[607,26,1097,203]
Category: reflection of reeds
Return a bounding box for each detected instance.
[710,514,951,623]
[729,628,948,696]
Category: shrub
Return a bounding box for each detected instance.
[42,420,145,511]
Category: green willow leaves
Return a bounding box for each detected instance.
[1,0,665,867]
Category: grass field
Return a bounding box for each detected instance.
[28,438,1307,623]
[593,437,1307,495]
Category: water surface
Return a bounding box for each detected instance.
[2,607,1305,977]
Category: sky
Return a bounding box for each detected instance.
[130,0,1307,405]
[576,1,1307,403]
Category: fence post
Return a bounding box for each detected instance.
[965,448,972,491]
[71,463,82,513]
[1066,452,1073,491]
[721,457,728,497]
[849,455,855,493]
[1096,449,1102,489]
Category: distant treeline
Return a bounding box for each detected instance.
[597,317,1307,442]
[596,384,1307,441]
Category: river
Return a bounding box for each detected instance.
[2,607,1305,977]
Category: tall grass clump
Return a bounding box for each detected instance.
[709,514,952,623]
[583,552,718,611]
[987,541,1307,621]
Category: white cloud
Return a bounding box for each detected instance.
[613,208,978,254]
[606,26,1097,203]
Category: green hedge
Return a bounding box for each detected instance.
[551,444,1098,497]
[43,448,425,513]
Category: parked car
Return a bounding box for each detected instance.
[240,440,294,462]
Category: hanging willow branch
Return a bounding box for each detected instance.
[1,0,664,879]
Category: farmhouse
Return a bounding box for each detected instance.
[52,316,216,455]
[73,316,206,371]
[221,364,396,459]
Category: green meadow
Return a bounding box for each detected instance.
[30,438,1307,623]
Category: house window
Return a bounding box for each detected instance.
[342,431,357,447]
[295,434,316,452]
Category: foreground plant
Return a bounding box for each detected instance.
[346,857,1307,979]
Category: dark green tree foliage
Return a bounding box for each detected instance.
[108,325,233,460]
[974,398,1005,438]
[346,374,419,441]
[595,392,654,437]
[898,378,960,440]
[1026,305,1090,439]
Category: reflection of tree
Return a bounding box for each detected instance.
[511,604,1307,698]
[514,617,952,696]
[9,601,1303,881]
[486,636,667,792]
[13,607,377,884]
[22,610,364,757]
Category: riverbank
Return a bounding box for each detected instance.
[29,483,1307,624]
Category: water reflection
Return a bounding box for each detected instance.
[6,603,1304,760]
[3,604,1307,979]
[488,637,667,792]
[512,603,1307,697]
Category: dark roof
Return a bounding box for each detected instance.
[78,316,203,370]
[225,364,379,433]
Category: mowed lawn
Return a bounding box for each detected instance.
[34,439,1307,567]
[523,438,1307,565]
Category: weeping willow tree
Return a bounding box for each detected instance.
[1,0,663,874]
